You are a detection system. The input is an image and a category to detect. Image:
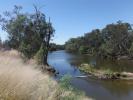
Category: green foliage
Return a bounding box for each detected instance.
[98,42,114,58]
[49,43,64,51]
[59,75,72,89]
[101,22,132,56]
[79,64,95,73]
[0,5,54,64]
[58,75,86,100]
[65,22,133,59]
[79,46,88,54]
[65,38,80,52]
[19,41,32,59]
[65,29,104,55]
[103,69,114,75]
[35,45,45,64]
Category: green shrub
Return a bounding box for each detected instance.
[103,69,114,75]
[19,41,33,59]
[58,75,87,100]
[79,46,88,54]
[35,46,44,64]
[79,64,95,73]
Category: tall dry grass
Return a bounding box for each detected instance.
[0,50,90,100]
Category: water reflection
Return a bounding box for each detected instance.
[69,53,133,72]
[48,50,133,100]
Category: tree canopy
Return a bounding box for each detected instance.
[65,21,133,59]
[0,5,54,65]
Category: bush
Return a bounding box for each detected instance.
[79,46,88,54]
[79,64,95,73]
[58,75,87,100]
[19,41,32,59]
[35,46,44,64]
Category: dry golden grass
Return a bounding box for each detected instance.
[0,50,58,100]
[0,50,90,100]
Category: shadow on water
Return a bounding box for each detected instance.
[48,50,133,100]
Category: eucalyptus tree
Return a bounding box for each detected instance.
[0,5,54,65]
[101,22,133,57]
[65,21,133,59]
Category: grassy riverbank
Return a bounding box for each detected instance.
[79,63,133,80]
[0,50,90,100]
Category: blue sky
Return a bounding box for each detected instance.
[0,0,133,44]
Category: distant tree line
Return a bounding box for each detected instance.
[65,21,133,59]
[0,5,54,65]
[49,43,64,51]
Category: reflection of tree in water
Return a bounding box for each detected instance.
[68,60,79,74]
[70,59,81,66]
[96,58,133,72]
[100,80,133,96]
[69,54,96,67]
[69,54,133,97]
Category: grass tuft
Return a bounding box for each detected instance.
[0,50,90,100]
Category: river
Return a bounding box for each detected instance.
[48,50,133,100]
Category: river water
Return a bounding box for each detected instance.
[48,50,133,100]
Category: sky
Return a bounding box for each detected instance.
[0,0,133,44]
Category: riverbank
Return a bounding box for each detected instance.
[79,63,133,80]
[0,50,90,100]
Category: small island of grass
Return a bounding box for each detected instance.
[79,63,133,80]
